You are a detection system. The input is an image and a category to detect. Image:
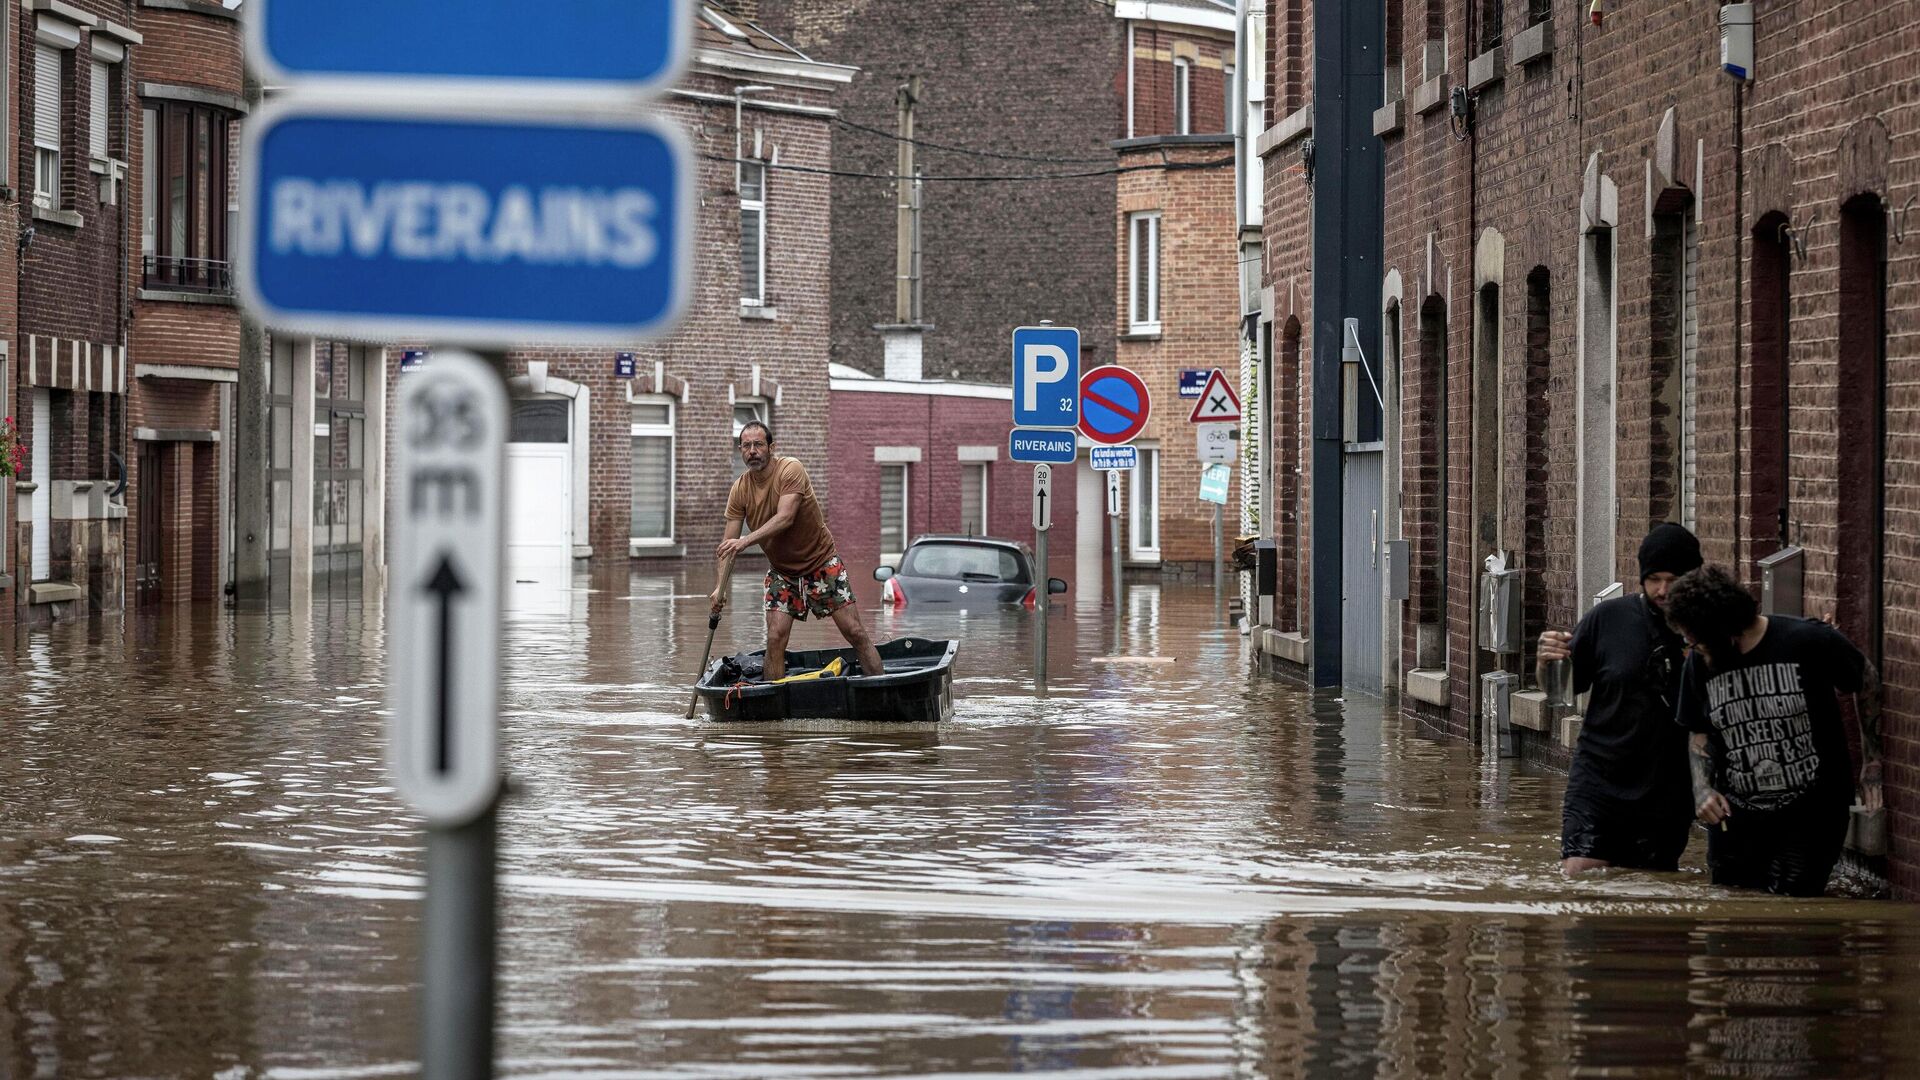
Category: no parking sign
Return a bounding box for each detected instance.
[1076,365,1151,446]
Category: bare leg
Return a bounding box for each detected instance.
[830,603,885,676]
[764,609,795,680]
[1562,857,1610,877]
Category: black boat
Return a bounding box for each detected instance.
[693,637,957,722]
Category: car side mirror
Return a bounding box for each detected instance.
[1048,577,1068,595]
[873,566,895,582]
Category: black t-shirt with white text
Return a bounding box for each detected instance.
[1674,616,1866,813]
[1567,594,1691,804]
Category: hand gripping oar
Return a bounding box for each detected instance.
[687,607,724,719]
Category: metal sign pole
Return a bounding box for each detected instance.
[424,797,497,1080]
[1108,471,1122,616]
[1214,502,1225,625]
[391,349,509,1080]
[1033,462,1051,693]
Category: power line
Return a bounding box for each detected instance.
[705,153,1234,183]
[832,115,1115,165]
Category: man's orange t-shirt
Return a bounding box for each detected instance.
[725,456,837,575]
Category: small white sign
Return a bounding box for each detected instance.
[389,350,506,827]
[1032,463,1054,532]
[1089,444,1138,471]
[1106,469,1122,517]
[1197,424,1238,464]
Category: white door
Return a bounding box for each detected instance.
[30,389,49,580]
[1075,462,1103,606]
[504,444,572,593]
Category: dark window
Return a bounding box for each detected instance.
[510,398,570,444]
[143,101,233,294]
[1748,213,1791,557]
[1479,0,1503,55]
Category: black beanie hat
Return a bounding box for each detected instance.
[1638,522,1703,580]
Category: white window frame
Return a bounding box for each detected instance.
[1679,213,1699,530]
[739,158,767,305]
[732,396,770,479]
[1128,211,1162,334]
[1128,445,1161,563]
[1173,57,1192,135]
[628,390,676,551]
[32,40,64,210]
[960,461,989,538]
[140,104,154,254]
[880,463,910,566]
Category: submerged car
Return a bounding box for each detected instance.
[873,535,1067,609]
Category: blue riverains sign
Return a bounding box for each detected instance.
[238,102,692,346]
[1009,428,1077,465]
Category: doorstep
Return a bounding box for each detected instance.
[28,580,84,605]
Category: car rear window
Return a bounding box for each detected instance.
[900,543,1028,583]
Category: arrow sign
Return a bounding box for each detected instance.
[1033,463,1054,531]
[1188,369,1242,423]
[389,350,506,827]
[424,557,466,774]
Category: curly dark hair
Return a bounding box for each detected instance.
[1664,564,1759,671]
[736,420,775,447]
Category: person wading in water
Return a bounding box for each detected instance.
[1536,523,1702,876]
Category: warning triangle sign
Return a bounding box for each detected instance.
[1187,369,1242,423]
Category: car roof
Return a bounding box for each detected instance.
[910,535,1024,549]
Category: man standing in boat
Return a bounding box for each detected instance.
[711,420,884,679]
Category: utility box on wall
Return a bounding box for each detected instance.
[1481,671,1519,758]
[1384,539,1409,602]
[1479,567,1524,654]
[1759,546,1804,618]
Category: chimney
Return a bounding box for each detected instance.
[877,323,927,382]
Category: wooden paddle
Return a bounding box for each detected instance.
[689,559,736,719]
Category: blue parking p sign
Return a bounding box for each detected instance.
[1011,326,1079,430]
[239,102,691,346]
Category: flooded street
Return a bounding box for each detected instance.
[3,572,1918,1078]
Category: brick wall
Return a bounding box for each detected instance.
[1116,137,1240,568]
[754,1,1122,383]
[1258,0,1314,636]
[122,0,243,606]
[1736,0,1920,896]
[12,0,137,621]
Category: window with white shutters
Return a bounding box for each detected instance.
[1173,58,1191,135]
[630,397,675,544]
[33,43,61,209]
[740,160,766,304]
[1129,447,1161,561]
[880,464,908,563]
[87,59,106,160]
[1128,212,1161,333]
[960,463,987,537]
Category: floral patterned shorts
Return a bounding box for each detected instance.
[764,555,855,620]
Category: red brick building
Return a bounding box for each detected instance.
[125,0,243,608]
[1250,0,1920,894]
[1111,2,1242,575]
[9,0,143,624]
[826,363,1082,602]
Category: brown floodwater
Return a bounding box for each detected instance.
[1,569,1916,1079]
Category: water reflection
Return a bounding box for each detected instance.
[0,570,1915,1078]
